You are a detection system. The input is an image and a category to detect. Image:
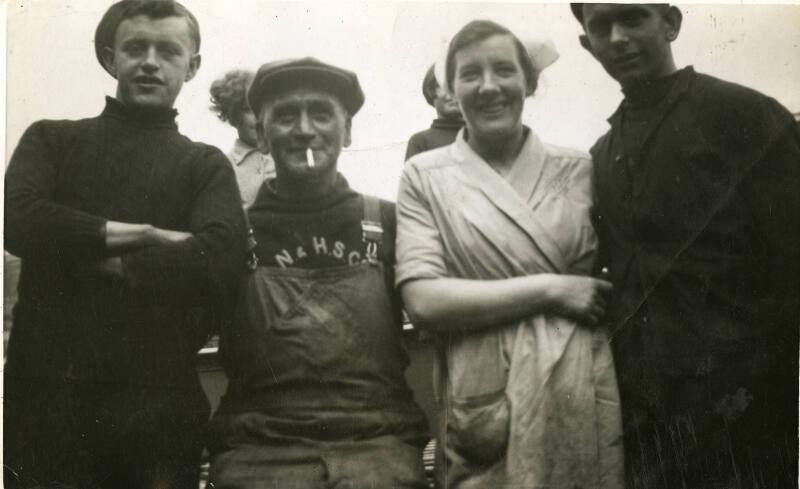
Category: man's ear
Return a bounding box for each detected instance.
[184,53,201,82]
[579,35,594,56]
[102,46,117,77]
[664,6,683,42]
[256,119,270,154]
[343,118,352,148]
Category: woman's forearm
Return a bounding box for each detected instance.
[401,275,556,333]
[401,274,611,333]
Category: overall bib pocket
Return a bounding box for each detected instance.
[272,283,356,370]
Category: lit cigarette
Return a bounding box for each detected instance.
[306,148,315,168]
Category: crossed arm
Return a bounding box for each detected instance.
[92,222,193,277]
[4,121,246,301]
[395,164,611,335]
[401,274,612,334]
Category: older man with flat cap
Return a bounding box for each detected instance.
[4,1,245,488]
[207,58,429,489]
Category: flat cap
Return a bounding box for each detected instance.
[94,0,200,76]
[248,57,365,116]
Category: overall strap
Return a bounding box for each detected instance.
[361,195,384,264]
[243,209,259,270]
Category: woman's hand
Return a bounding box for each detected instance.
[545,275,613,326]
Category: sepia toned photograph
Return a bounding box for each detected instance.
[3,1,799,488]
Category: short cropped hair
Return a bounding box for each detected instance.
[210,70,255,126]
[421,65,438,106]
[570,3,671,26]
[570,3,586,23]
[95,0,201,70]
[445,20,537,96]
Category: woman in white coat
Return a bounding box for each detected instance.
[396,20,624,489]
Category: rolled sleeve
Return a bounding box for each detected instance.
[395,162,449,287]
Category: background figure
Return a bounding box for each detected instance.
[397,20,622,489]
[573,4,800,488]
[404,64,464,160]
[3,1,246,488]
[210,69,275,208]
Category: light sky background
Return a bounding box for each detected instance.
[5,1,800,200]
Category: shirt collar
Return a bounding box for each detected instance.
[229,138,260,166]
[251,172,356,213]
[453,126,545,200]
[101,96,178,130]
[608,66,695,127]
[449,127,566,272]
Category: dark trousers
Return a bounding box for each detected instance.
[614,334,798,489]
[4,375,209,489]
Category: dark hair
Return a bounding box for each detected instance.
[445,20,537,96]
[421,64,439,106]
[570,3,671,26]
[570,3,585,24]
[95,0,201,69]
[210,70,255,126]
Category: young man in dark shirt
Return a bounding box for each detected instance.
[3,1,245,487]
[405,64,464,160]
[208,58,429,489]
[573,4,800,488]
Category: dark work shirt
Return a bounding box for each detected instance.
[405,117,464,160]
[4,97,247,385]
[619,71,681,159]
[591,67,800,376]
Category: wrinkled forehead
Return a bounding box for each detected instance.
[259,87,348,119]
[113,14,196,51]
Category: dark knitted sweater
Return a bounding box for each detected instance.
[405,117,464,161]
[4,97,246,385]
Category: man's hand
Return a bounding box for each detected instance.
[88,256,124,278]
[94,222,191,279]
[86,226,191,279]
[105,221,192,250]
[150,228,192,246]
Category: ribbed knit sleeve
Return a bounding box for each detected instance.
[121,145,247,308]
[4,121,107,259]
